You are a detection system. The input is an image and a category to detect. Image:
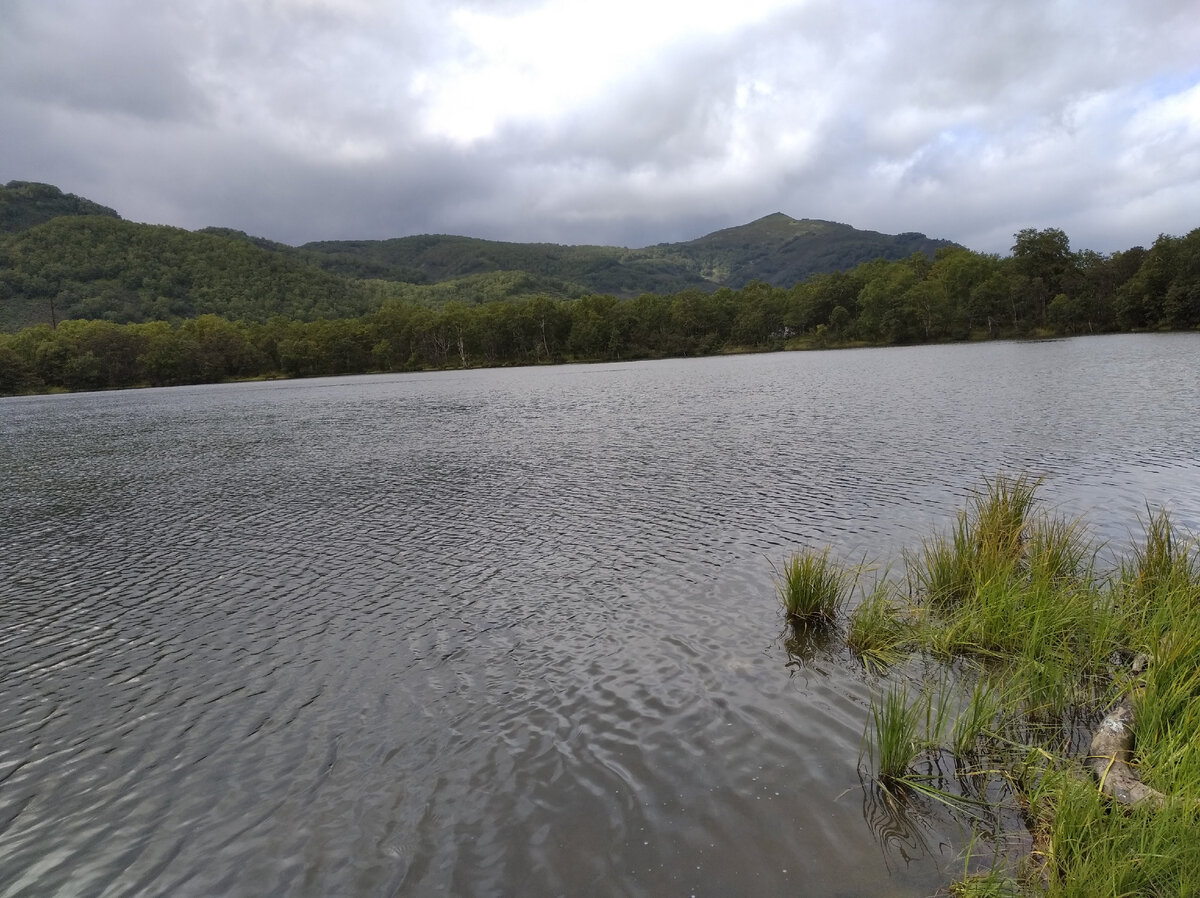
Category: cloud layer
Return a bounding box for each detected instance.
[2,0,1198,253]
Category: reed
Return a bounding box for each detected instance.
[866,684,923,790]
[774,547,856,624]
[845,581,913,673]
[951,676,1007,757]
[1120,507,1200,636]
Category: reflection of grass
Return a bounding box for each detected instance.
[782,476,1200,894]
[774,547,855,624]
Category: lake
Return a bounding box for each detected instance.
[2,333,1198,897]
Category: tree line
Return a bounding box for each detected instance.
[2,226,1198,395]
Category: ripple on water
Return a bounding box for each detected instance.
[1,334,1198,896]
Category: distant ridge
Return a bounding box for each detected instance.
[0,181,962,329]
[299,212,961,295]
[653,213,959,287]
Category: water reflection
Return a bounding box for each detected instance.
[861,781,949,868]
[782,621,843,668]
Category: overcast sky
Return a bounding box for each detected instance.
[2,0,1198,254]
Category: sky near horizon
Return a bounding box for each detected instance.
[2,0,1199,254]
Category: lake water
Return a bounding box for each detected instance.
[2,334,1198,897]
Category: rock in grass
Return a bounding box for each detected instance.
[1086,697,1166,809]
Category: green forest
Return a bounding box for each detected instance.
[1,181,1198,395]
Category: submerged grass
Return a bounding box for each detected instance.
[820,476,1200,895]
[952,676,1009,758]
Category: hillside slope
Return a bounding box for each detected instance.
[0,216,373,330]
[0,182,962,329]
[301,213,959,294]
[1,181,121,233]
[659,213,959,286]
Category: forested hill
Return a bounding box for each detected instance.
[0,181,963,329]
[0,215,376,331]
[652,214,959,286]
[3,181,1196,374]
[0,181,120,233]
[298,214,958,294]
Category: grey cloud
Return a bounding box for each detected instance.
[1,0,1198,255]
[1,2,211,122]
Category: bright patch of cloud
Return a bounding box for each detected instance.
[417,0,801,142]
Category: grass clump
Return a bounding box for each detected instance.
[838,477,1200,895]
[1131,613,1200,792]
[865,684,924,791]
[846,580,914,673]
[908,475,1042,612]
[1034,773,1200,897]
[951,676,1009,758]
[903,475,1115,677]
[774,546,856,625]
[1119,506,1200,637]
[948,868,1021,898]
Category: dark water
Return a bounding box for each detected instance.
[2,334,1198,897]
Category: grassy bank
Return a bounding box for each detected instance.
[776,476,1200,895]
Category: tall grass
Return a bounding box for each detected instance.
[973,475,1039,549]
[948,867,1020,898]
[864,680,959,795]
[1131,611,1200,793]
[1119,507,1200,637]
[1037,775,1200,897]
[774,547,856,624]
[906,474,1042,614]
[952,676,1008,757]
[843,478,1200,895]
[866,684,923,791]
[846,581,912,673]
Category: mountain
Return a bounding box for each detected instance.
[299,213,959,295]
[0,182,962,330]
[298,235,714,296]
[658,213,959,286]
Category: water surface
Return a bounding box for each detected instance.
[2,334,1198,896]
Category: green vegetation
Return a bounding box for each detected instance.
[1,181,1198,396]
[0,180,119,233]
[297,213,957,294]
[774,547,858,624]
[300,233,716,296]
[783,476,1200,894]
[845,582,913,673]
[0,215,373,331]
[865,684,925,789]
